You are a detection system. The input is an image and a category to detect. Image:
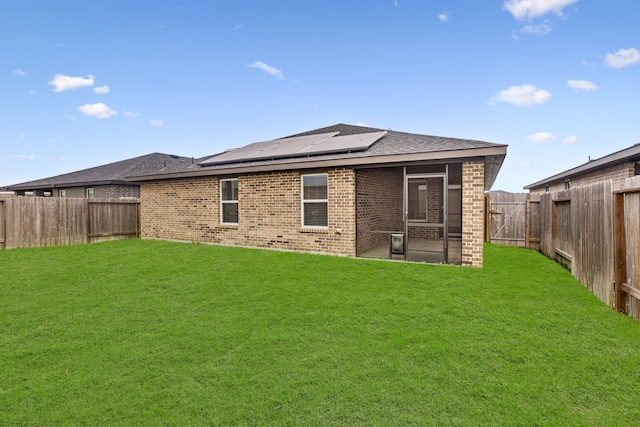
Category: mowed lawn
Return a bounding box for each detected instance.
[1,240,640,425]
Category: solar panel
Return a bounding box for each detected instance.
[200,130,387,166]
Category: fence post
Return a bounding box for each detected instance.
[525,200,531,249]
[85,199,91,243]
[0,199,5,250]
[551,200,558,261]
[614,192,627,313]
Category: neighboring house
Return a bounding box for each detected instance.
[4,153,193,198]
[128,124,507,267]
[525,143,640,193]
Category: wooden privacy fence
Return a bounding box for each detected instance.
[486,178,640,320]
[0,197,140,250]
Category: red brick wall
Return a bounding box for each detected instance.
[141,162,486,266]
[355,168,403,254]
[140,168,356,256]
[462,161,484,267]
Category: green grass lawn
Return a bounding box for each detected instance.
[1,240,639,425]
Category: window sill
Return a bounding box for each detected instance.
[300,227,329,234]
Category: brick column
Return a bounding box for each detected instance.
[462,161,485,267]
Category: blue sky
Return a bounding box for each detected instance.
[1,0,639,191]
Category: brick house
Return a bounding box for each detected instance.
[129,124,507,266]
[4,153,192,198]
[525,143,640,193]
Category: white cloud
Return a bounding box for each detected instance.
[354,122,372,127]
[93,85,109,94]
[65,113,81,121]
[248,61,284,79]
[9,154,36,160]
[568,79,598,91]
[123,110,140,118]
[13,69,26,76]
[18,133,25,139]
[150,119,164,127]
[527,132,556,143]
[488,84,552,107]
[563,136,578,144]
[504,0,578,20]
[49,74,95,92]
[438,12,450,22]
[604,48,640,69]
[78,102,117,119]
[519,21,552,36]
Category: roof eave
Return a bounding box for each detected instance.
[127,146,507,187]
[6,180,132,191]
[524,144,640,190]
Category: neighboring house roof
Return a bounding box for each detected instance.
[5,153,193,191]
[128,124,508,190]
[524,143,640,190]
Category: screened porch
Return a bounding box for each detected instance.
[355,163,462,265]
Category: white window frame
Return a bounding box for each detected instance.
[301,173,329,228]
[220,178,239,225]
[86,188,95,199]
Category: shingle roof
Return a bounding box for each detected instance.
[129,124,507,190]
[524,143,640,190]
[6,152,193,191]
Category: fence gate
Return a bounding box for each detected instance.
[486,192,528,247]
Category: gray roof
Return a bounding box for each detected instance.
[524,143,640,190]
[6,153,193,191]
[128,124,508,190]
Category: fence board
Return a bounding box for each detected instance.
[0,197,138,250]
[625,190,640,319]
[88,200,140,243]
[571,182,614,306]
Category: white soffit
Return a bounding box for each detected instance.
[200,130,387,165]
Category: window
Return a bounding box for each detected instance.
[86,188,95,198]
[564,180,571,190]
[59,189,67,197]
[220,179,238,224]
[302,174,328,227]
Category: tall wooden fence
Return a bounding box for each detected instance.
[486,178,640,320]
[0,197,140,250]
